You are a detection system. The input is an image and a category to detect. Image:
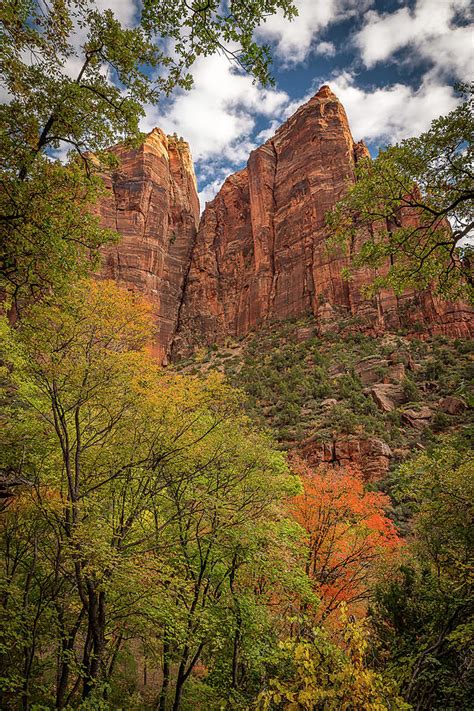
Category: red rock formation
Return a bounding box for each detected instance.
[98,129,199,362]
[299,434,392,481]
[174,85,472,355]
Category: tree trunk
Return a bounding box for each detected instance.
[172,656,187,711]
[157,641,170,711]
[82,586,107,699]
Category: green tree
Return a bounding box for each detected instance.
[370,440,474,709]
[257,608,409,710]
[1,0,296,310]
[327,85,474,304]
[155,443,304,709]
[0,279,305,709]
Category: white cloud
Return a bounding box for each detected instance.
[327,72,460,144]
[96,0,138,28]
[195,71,463,207]
[198,176,228,207]
[142,53,288,164]
[141,53,289,209]
[315,41,336,57]
[257,0,372,65]
[355,0,473,79]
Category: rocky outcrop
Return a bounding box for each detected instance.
[174,85,472,356]
[300,434,393,481]
[98,129,199,362]
[439,395,466,415]
[370,384,407,413]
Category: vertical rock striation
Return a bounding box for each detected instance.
[173,86,472,356]
[96,88,471,363]
[98,129,200,362]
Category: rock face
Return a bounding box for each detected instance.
[300,435,393,481]
[174,85,472,356]
[98,129,200,362]
[96,86,472,366]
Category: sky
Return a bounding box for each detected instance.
[10,0,470,208]
[137,0,473,208]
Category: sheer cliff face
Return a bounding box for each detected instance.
[173,86,472,355]
[97,88,471,363]
[98,129,199,362]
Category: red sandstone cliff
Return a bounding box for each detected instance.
[173,86,472,356]
[98,129,199,362]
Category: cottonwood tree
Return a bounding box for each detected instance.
[0,0,296,309]
[327,84,474,304]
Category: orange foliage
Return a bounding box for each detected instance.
[290,456,400,619]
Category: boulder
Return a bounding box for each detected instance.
[401,406,433,428]
[439,396,467,415]
[320,398,339,409]
[370,383,406,412]
[355,356,389,386]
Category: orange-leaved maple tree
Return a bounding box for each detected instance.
[290,456,400,618]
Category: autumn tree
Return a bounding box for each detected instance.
[289,458,400,618]
[0,278,306,709]
[256,607,409,710]
[327,84,474,304]
[0,0,296,309]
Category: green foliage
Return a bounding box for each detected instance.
[371,440,474,708]
[257,610,410,710]
[0,280,305,709]
[1,0,296,309]
[328,84,474,303]
[2,295,471,708]
[206,317,472,456]
[401,376,419,403]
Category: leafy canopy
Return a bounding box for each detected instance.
[290,458,400,619]
[327,84,474,304]
[257,607,409,711]
[370,439,474,708]
[0,0,296,308]
[0,278,305,708]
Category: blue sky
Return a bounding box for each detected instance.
[139,0,472,208]
[17,0,469,207]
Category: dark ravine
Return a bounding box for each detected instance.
[98,86,473,363]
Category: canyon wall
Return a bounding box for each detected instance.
[98,129,200,362]
[173,86,471,356]
[97,87,472,363]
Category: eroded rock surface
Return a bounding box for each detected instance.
[174,86,472,356]
[98,129,200,362]
[300,434,393,481]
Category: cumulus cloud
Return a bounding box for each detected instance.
[198,175,230,207]
[96,0,138,28]
[257,0,372,65]
[326,72,461,145]
[315,41,336,57]
[142,53,289,161]
[141,53,290,208]
[355,0,473,79]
